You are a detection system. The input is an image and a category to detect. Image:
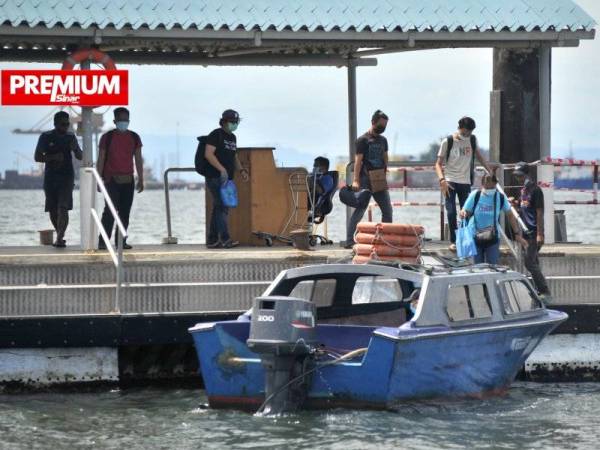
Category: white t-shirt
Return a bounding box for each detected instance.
[437,133,478,184]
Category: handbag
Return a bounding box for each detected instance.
[339,185,372,209]
[456,220,478,259]
[473,191,498,248]
[220,180,238,208]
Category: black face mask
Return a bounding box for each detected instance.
[374,125,386,134]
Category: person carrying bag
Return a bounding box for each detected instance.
[460,174,528,264]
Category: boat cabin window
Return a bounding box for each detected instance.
[352,276,404,304]
[502,280,543,314]
[446,284,492,322]
[289,279,336,307]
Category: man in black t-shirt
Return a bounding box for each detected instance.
[34,111,82,247]
[345,110,393,247]
[204,109,249,249]
[513,162,551,298]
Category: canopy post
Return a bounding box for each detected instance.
[345,59,358,235]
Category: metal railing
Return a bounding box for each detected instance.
[85,167,127,313]
[163,167,198,244]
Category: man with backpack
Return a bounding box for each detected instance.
[96,107,143,250]
[435,116,493,251]
[196,109,248,249]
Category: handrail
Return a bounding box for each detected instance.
[84,167,127,313]
[163,167,199,244]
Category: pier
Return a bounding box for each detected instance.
[1,242,599,388]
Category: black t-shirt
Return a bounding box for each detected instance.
[519,183,544,235]
[204,128,237,179]
[356,132,388,176]
[35,130,80,178]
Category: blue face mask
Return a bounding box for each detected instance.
[115,121,129,131]
[227,122,238,133]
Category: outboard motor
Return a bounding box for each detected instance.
[247,296,317,416]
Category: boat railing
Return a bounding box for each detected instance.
[84,167,127,313]
[162,167,199,244]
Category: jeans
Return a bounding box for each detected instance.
[524,236,551,295]
[206,177,230,243]
[100,179,134,243]
[346,174,393,243]
[474,241,500,265]
[445,182,471,243]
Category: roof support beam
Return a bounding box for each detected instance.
[0,48,377,67]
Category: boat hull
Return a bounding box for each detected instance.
[190,311,567,411]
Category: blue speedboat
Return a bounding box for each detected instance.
[189,262,567,413]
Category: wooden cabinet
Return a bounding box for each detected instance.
[205,147,308,245]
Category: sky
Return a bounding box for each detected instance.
[0,0,598,176]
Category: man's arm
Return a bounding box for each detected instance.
[435,140,450,197]
[71,136,83,161]
[134,146,144,193]
[352,153,364,191]
[234,153,249,182]
[34,135,56,163]
[96,147,107,177]
[508,213,529,248]
[474,147,493,174]
[205,144,226,174]
[536,208,545,245]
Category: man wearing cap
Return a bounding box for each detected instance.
[435,116,493,251]
[513,162,551,299]
[204,109,249,249]
[345,110,393,248]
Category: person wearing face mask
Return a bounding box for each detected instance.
[204,109,249,249]
[435,117,493,252]
[96,107,143,250]
[512,162,551,299]
[34,111,83,247]
[460,174,528,265]
[345,109,393,248]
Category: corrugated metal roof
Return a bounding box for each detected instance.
[0,0,595,33]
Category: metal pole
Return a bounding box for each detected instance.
[79,58,97,250]
[346,59,357,236]
[114,227,123,313]
[162,168,178,244]
[439,190,445,241]
[593,165,598,204]
[403,168,408,202]
[539,46,554,244]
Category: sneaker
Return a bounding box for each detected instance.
[207,240,222,249]
[449,243,457,252]
[222,239,240,249]
[343,241,355,250]
[122,242,133,250]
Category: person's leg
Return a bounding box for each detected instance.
[55,207,69,244]
[346,205,367,244]
[486,241,501,265]
[55,180,74,245]
[445,183,458,243]
[456,183,471,209]
[116,182,135,247]
[100,181,119,246]
[373,189,393,223]
[524,238,551,295]
[206,178,221,245]
[473,245,485,264]
[48,209,58,231]
[206,178,231,244]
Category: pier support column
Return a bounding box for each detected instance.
[492,47,554,243]
[345,59,358,235]
[79,61,97,250]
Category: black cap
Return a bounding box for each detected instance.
[513,162,529,176]
[221,109,240,123]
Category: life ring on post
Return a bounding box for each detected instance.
[62,48,116,71]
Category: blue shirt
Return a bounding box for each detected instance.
[464,190,510,232]
[319,174,334,195]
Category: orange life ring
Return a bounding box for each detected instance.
[355,232,420,247]
[353,244,421,258]
[62,49,116,71]
[352,255,419,265]
[357,222,425,236]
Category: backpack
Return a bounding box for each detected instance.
[446,134,477,185]
[194,136,208,176]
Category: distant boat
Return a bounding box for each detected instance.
[554,166,593,190]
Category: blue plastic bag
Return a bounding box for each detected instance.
[220,180,238,208]
[456,219,478,259]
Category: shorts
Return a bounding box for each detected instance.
[44,176,74,212]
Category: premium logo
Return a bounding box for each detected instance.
[1,70,128,106]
